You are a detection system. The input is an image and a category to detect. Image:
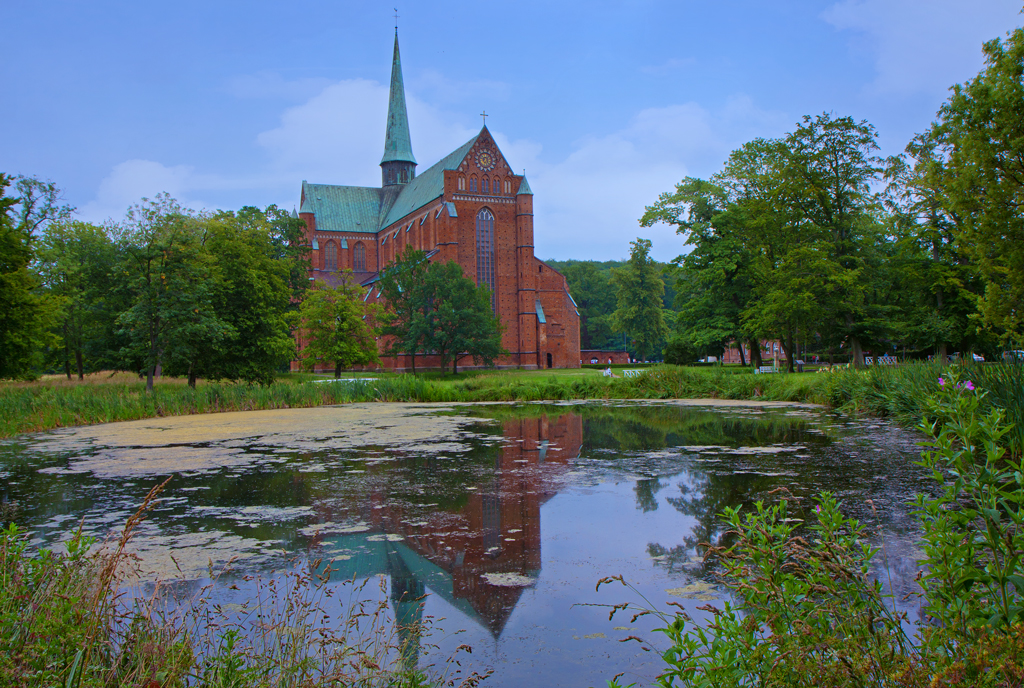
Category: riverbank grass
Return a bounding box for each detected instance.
[0,366,827,438]
[0,479,483,688]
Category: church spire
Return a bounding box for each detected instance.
[381,29,417,186]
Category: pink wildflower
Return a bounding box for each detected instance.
[938,377,945,386]
[964,381,975,391]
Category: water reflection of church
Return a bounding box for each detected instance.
[308,413,582,657]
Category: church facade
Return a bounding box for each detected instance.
[297,32,580,371]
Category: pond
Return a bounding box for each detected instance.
[0,400,930,687]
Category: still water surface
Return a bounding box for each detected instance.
[0,401,929,686]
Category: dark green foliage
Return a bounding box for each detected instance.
[198,209,300,385]
[821,360,1024,456]
[0,175,56,379]
[376,247,434,374]
[927,26,1024,340]
[297,279,379,378]
[376,249,505,374]
[556,261,620,350]
[610,239,670,362]
[421,260,506,373]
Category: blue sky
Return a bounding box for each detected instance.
[4,1,1022,261]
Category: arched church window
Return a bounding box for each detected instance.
[482,175,489,194]
[476,208,496,312]
[493,176,501,195]
[504,179,511,194]
[458,176,465,191]
[470,176,477,193]
[324,241,338,271]
[353,242,366,272]
[400,169,408,183]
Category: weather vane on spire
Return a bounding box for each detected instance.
[394,8,399,30]
[480,110,488,126]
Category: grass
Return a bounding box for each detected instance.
[3,362,1021,444]
[0,480,487,688]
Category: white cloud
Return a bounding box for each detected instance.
[822,0,1023,97]
[78,159,196,223]
[531,98,789,262]
[79,77,790,263]
[255,78,479,188]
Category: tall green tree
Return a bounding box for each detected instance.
[642,177,757,365]
[560,262,618,351]
[0,175,54,379]
[420,261,505,374]
[197,209,302,385]
[884,136,984,360]
[776,113,886,367]
[298,278,379,378]
[926,25,1024,341]
[116,195,223,392]
[36,220,119,379]
[376,246,432,374]
[610,238,669,362]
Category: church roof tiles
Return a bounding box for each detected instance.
[303,133,482,235]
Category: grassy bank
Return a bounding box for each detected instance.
[2,363,1021,447]
[0,367,826,438]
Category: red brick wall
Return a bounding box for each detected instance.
[298,130,581,371]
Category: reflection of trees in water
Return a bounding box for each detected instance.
[580,407,832,454]
[634,477,666,512]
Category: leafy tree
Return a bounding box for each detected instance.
[36,220,120,379]
[0,174,56,379]
[610,238,669,362]
[926,26,1024,341]
[642,177,757,365]
[376,246,432,374]
[419,261,505,374]
[884,138,984,360]
[116,194,223,392]
[775,113,886,367]
[298,277,379,378]
[560,262,618,351]
[199,209,302,385]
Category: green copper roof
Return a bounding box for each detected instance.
[301,132,489,236]
[380,133,479,227]
[380,31,416,165]
[301,182,382,232]
[517,176,533,195]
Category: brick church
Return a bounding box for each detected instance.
[297,31,580,371]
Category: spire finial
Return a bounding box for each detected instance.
[480,110,488,127]
[394,7,399,30]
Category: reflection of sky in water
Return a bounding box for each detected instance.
[0,401,930,688]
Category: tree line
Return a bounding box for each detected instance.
[0,178,505,382]
[547,253,677,362]
[641,25,1024,370]
[0,182,309,387]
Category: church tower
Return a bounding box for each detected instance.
[380,30,417,187]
